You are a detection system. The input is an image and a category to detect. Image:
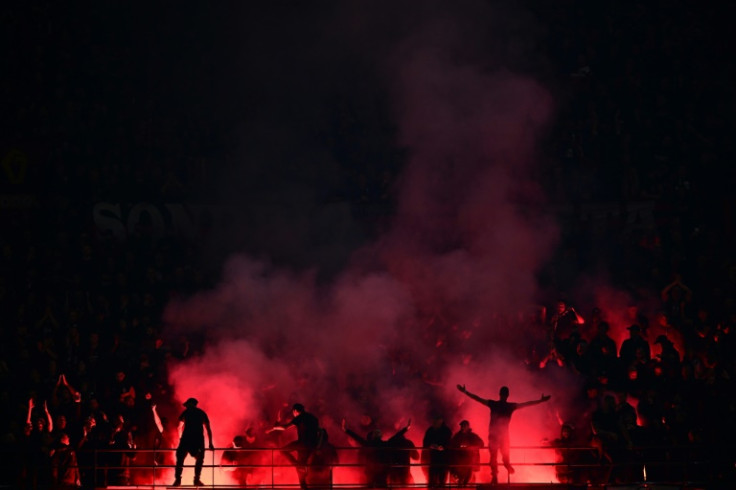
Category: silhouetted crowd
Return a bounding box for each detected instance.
[2,1,735,488]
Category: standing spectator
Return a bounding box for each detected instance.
[449,420,484,485]
[421,415,452,487]
[619,325,651,375]
[306,428,338,489]
[550,300,585,345]
[267,403,320,489]
[387,422,419,486]
[108,414,135,486]
[172,398,214,487]
[342,417,411,488]
[24,398,54,488]
[457,384,551,484]
[50,432,81,489]
[587,321,619,376]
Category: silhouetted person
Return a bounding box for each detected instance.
[548,423,595,485]
[587,321,618,375]
[50,432,81,489]
[76,415,103,490]
[619,325,650,372]
[108,413,135,485]
[306,428,338,489]
[342,417,412,488]
[449,420,484,485]
[457,384,551,484]
[267,403,320,489]
[221,434,256,487]
[387,424,419,486]
[173,397,214,487]
[25,398,54,489]
[422,416,452,488]
[550,300,585,356]
[654,335,681,380]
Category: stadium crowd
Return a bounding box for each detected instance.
[2,1,734,488]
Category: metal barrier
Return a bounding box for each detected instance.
[5,444,731,488]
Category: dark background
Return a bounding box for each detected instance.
[2,2,736,485]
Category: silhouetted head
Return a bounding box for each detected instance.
[183,397,198,408]
[556,301,567,314]
[654,335,671,346]
[499,386,510,400]
[292,403,305,416]
[459,420,471,432]
[368,429,382,441]
[245,427,256,444]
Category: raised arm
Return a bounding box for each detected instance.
[570,307,585,325]
[341,418,368,446]
[516,394,551,409]
[388,418,412,441]
[457,384,489,406]
[60,374,82,402]
[152,404,164,434]
[26,397,34,426]
[42,400,53,432]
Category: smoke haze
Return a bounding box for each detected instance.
[163,1,569,483]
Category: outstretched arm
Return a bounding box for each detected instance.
[457,384,489,406]
[569,307,584,325]
[517,394,551,409]
[341,418,368,446]
[388,418,412,441]
[265,410,292,433]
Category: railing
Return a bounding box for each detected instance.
[5,444,732,488]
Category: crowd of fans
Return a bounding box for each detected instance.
[2,1,734,488]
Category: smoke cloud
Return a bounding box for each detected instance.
[162,1,569,484]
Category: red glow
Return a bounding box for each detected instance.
[159,6,565,487]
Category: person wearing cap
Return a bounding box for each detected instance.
[172,397,214,487]
[449,420,484,485]
[457,384,551,484]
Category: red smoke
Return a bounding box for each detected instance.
[161,2,571,485]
